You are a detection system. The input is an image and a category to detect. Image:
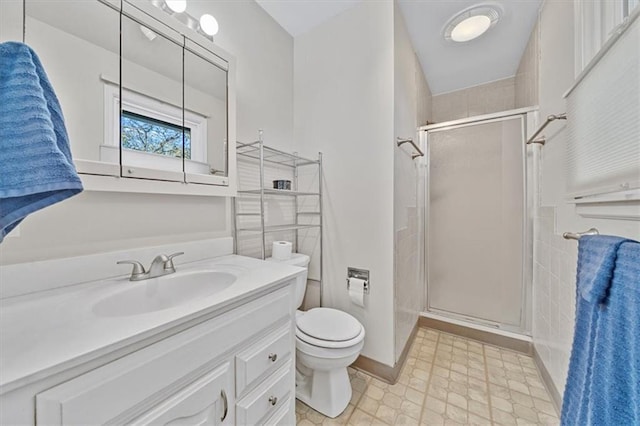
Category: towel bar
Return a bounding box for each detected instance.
[563,228,599,240]
[397,137,425,159]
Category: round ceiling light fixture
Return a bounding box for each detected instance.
[444,5,501,43]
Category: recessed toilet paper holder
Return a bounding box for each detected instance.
[347,267,370,294]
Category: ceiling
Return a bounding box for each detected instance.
[255,0,362,38]
[255,0,542,95]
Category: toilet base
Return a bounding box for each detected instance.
[295,365,352,418]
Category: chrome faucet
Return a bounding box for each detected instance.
[117,252,184,281]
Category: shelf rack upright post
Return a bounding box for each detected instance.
[233,136,323,306]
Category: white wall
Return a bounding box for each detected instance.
[531,0,640,397]
[293,0,397,367]
[0,0,293,265]
[393,1,430,362]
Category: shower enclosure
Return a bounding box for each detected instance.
[421,109,535,333]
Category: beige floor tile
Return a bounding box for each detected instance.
[365,384,385,401]
[514,403,539,423]
[400,399,423,420]
[348,409,375,426]
[425,396,447,414]
[375,404,397,424]
[298,327,559,426]
[358,396,380,417]
[395,413,419,425]
[421,408,446,425]
[446,403,468,423]
[532,398,557,416]
[382,392,403,410]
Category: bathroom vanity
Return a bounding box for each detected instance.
[0,241,302,425]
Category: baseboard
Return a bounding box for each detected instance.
[418,315,533,355]
[533,346,562,415]
[352,320,418,385]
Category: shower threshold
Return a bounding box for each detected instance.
[419,311,532,354]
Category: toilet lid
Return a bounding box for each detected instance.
[296,308,362,342]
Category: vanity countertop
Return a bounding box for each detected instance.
[0,255,303,394]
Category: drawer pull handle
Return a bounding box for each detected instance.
[268,353,278,362]
[269,396,278,406]
[220,389,228,422]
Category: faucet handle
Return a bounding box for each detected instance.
[117,260,146,281]
[164,252,184,271]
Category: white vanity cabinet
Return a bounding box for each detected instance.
[28,285,296,425]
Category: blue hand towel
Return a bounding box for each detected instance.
[0,42,83,241]
[587,241,640,425]
[561,235,639,426]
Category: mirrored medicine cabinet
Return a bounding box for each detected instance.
[21,0,236,195]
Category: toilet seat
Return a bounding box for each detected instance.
[296,308,365,349]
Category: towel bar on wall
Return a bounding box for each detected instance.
[563,228,599,240]
[526,113,567,145]
[397,137,425,159]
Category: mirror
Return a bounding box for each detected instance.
[24,0,120,171]
[22,0,231,186]
[184,40,228,184]
[120,10,185,182]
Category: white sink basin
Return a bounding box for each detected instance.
[93,270,236,317]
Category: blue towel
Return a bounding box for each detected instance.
[561,235,640,425]
[0,42,83,241]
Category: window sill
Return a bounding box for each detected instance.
[569,188,640,221]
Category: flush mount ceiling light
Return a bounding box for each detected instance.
[444,5,501,43]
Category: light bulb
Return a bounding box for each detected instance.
[199,14,219,36]
[451,15,491,42]
[165,0,187,14]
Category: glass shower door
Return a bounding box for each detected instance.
[426,116,525,327]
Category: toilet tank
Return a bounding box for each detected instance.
[266,253,310,308]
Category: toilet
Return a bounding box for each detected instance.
[267,253,365,418]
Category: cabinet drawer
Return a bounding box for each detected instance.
[236,361,293,426]
[235,323,292,397]
[262,397,292,426]
[36,288,290,425]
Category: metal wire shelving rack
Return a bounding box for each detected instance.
[233,135,323,305]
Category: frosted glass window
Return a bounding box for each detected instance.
[565,15,640,198]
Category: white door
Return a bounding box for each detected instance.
[426,115,525,327]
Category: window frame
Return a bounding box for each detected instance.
[103,82,208,169]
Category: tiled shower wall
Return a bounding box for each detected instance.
[532,206,578,397]
[431,77,516,123]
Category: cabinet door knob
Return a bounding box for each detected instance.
[220,389,228,421]
[269,396,278,406]
[268,353,277,362]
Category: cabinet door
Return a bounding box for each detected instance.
[130,361,234,426]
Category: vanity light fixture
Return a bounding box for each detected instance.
[199,14,219,36]
[164,0,187,14]
[444,5,501,43]
[149,0,219,41]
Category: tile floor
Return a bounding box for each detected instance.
[296,327,559,425]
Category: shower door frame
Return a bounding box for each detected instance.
[420,107,537,334]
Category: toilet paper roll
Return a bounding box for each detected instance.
[272,241,292,260]
[348,277,367,307]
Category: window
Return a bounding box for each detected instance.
[101,81,208,173]
[121,110,191,159]
[575,0,640,75]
